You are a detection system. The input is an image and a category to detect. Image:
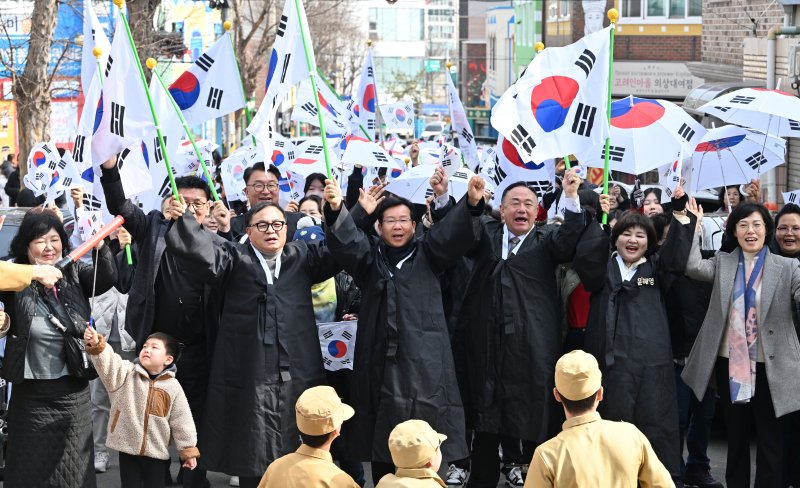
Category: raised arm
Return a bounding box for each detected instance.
[684,198,716,283]
[323,179,376,282]
[84,333,133,393]
[99,157,151,243]
[548,168,589,263]
[165,206,233,284]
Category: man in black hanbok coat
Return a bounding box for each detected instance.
[321,173,486,485]
[165,199,340,488]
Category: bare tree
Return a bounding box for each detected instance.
[386,69,426,104]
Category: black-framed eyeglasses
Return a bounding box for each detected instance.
[185,201,209,211]
[248,220,286,232]
[247,182,279,192]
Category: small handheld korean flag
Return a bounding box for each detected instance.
[783,190,800,206]
[355,49,378,140]
[318,320,357,371]
[248,0,313,147]
[491,26,611,162]
[380,102,415,131]
[168,32,246,127]
[658,151,683,200]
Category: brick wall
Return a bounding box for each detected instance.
[702,0,784,68]
[615,35,701,61]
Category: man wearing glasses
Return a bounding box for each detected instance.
[321,174,486,486]
[165,191,342,488]
[101,156,230,488]
[230,162,303,242]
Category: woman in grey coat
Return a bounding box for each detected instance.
[682,201,800,488]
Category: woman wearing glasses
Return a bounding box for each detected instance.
[682,201,800,488]
[165,196,341,488]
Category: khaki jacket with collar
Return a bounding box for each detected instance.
[257,444,359,488]
[0,261,32,292]
[86,335,199,461]
[375,467,446,487]
[525,412,674,488]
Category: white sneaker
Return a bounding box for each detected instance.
[445,464,468,486]
[229,476,240,487]
[94,451,109,473]
[504,465,525,487]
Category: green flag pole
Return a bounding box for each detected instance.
[293,0,333,179]
[147,58,220,202]
[316,68,374,142]
[94,46,132,265]
[601,9,618,225]
[223,21,257,147]
[112,0,178,199]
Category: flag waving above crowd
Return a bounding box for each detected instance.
[491,26,612,163]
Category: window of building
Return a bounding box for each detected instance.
[621,0,701,20]
[368,7,424,42]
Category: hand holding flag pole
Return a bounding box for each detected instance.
[224,21,257,147]
[601,8,618,225]
[111,0,178,200]
[147,58,221,202]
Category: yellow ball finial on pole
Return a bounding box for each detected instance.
[446,61,453,70]
[112,0,124,8]
[146,58,157,70]
[534,41,545,53]
[366,39,373,47]
[607,8,619,23]
[223,20,232,31]
[92,47,103,59]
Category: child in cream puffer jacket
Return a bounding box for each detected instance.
[84,327,199,487]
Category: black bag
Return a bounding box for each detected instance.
[37,287,98,381]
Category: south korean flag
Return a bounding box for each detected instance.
[491,26,611,162]
[318,320,357,371]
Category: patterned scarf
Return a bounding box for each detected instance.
[727,246,766,403]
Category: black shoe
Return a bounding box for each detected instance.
[683,466,724,488]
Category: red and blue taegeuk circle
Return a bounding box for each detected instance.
[93,95,104,135]
[318,92,339,118]
[502,138,545,170]
[362,84,376,113]
[169,72,201,110]
[610,97,665,129]
[394,108,406,122]
[530,76,580,132]
[327,340,347,358]
[391,168,403,178]
[695,135,746,153]
[272,150,286,166]
[33,151,47,167]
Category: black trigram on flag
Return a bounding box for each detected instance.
[372,151,389,163]
[525,180,554,195]
[789,192,798,203]
[571,103,597,137]
[574,49,596,77]
[287,150,295,160]
[277,14,288,37]
[461,127,474,144]
[340,358,352,365]
[790,120,800,132]
[195,53,214,72]
[342,330,353,340]
[110,102,125,137]
[367,67,374,78]
[74,135,86,163]
[206,87,223,110]
[42,144,52,154]
[453,171,469,180]
[367,119,376,130]
[104,56,113,78]
[280,54,292,83]
[323,358,332,366]
[425,188,434,199]
[306,145,324,155]
[274,140,286,148]
[154,136,166,164]
[158,176,173,199]
[117,147,132,169]
[678,123,695,142]
[713,106,730,113]
[606,145,625,162]
[490,164,507,187]
[83,194,103,210]
[323,330,334,339]
[57,158,67,171]
[46,159,57,171]
[745,152,767,170]
[62,177,72,187]
[731,95,755,105]
[301,102,318,116]
[509,125,536,154]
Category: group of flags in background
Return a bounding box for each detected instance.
[31,0,639,240]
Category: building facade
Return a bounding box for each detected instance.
[513,0,543,78]
[485,6,515,111]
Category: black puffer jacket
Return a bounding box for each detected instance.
[1,245,117,384]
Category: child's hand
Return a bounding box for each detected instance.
[182,457,197,470]
[84,325,99,347]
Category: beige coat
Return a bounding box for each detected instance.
[86,335,199,461]
[375,468,446,487]
[257,444,359,488]
[0,261,32,292]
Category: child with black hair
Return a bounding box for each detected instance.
[83,328,199,488]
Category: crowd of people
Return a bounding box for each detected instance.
[2,142,800,488]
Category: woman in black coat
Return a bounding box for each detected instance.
[0,208,117,488]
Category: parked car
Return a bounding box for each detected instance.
[419,122,448,141]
